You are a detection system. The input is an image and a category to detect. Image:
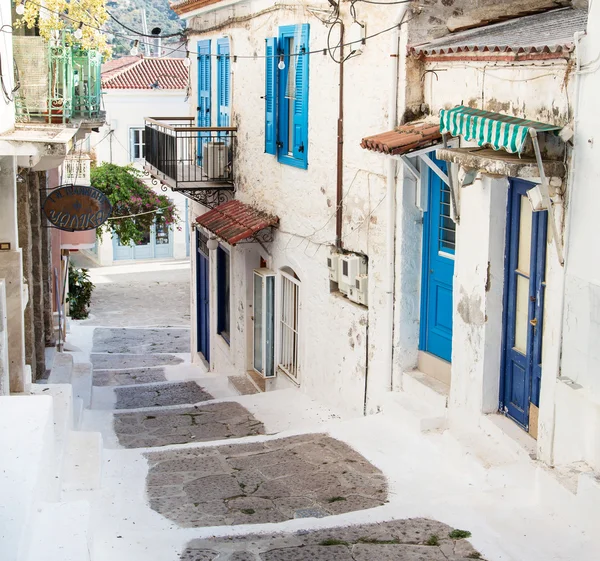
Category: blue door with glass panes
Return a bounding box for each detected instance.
[113,217,173,261]
[196,230,210,362]
[500,179,548,430]
[419,158,455,362]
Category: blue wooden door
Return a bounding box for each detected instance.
[196,230,210,362]
[500,179,548,429]
[420,159,455,362]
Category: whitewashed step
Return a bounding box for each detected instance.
[0,395,56,561]
[48,352,73,384]
[382,391,448,433]
[62,431,103,492]
[24,500,92,561]
[402,370,449,412]
[72,363,93,409]
[73,397,84,430]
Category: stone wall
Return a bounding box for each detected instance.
[0,281,8,396]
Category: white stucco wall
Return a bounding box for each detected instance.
[186,0,398,415]
[90,89,190,264]
[553,6,600,470]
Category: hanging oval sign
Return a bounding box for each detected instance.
[42,184,112,232]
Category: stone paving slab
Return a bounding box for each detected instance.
[179,518,485,560]
[92,328,190,354]
[93,367,167,386]
[114,401,265,448]
[115,382,214,409]
[145,434,388,528]
[91,353,184,370]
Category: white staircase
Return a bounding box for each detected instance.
[0,351,102,561]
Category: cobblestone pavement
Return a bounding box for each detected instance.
[145,434,388,527]
[91,353,184,370]
[115,381,214,409]
[114,402,265,448]
[179,518,485,560]
[93,366,167,386]
[92,328,190,354]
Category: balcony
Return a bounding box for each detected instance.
[144,117,237,206]
[13,33,104,127]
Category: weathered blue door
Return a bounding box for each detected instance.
[420,159,455,362]
[196,230,210,362]
[500,179,547,430]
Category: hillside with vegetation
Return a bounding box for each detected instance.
[105,0,185,58]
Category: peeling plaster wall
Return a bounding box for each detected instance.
[0,2,15,135]
[423,60,573,126]
[553,3,600,471]
[448,175,508,424]
[186,0,397,415]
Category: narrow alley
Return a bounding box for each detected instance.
[33,257,595,561]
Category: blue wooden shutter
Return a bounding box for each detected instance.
[197,40,211,128]
[217,38,230,127]
[292,24,309,165]
[265,37,278,155]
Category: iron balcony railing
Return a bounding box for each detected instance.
[144,117,237,189]
[13,33,103,124]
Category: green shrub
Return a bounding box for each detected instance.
[68,266,94,319]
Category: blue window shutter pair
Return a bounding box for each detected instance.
[264,37,278,155]
[264,24,309,166]
[197,40,211,128]
[217,38,230,127]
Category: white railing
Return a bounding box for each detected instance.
[278,270,301,381]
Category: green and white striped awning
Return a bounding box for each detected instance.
[440,106,562,154]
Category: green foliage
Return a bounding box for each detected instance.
[449,529,472,540]
[326,496,347,503]
[105,0,184,58]
[68,266,94,320]
[90,163,179,246]
[319,539,349,546]
[426,535,440,546]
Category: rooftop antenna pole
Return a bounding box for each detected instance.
[141,8,151,56]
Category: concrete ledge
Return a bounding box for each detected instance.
[48,352,74,384]
[403,370,449,411]
[382,391,448,433]
[62,431,103,492]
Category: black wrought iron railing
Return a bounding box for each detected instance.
[144,117,237,189]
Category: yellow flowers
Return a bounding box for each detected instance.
[14,0,112,58]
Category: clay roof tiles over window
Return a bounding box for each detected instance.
[195,200,279,245]
[409,7,587,57]
[101,56,188,90]
[361,121,442,156]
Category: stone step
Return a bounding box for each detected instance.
[0,395,57,561]
[381,391,448,433]
[72,363,93,409]
[48,352,74,385]
[24,500,92,561]
[62,431,103,493]
[73,397,84,430]
[402,370,449,412]
[228,374,260,395]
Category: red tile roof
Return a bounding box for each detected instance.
[195,200,279,245]
[361,121,442,156]
[101,57,188,90]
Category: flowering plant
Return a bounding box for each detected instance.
[91,163,179,246]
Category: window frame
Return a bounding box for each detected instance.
[129,127,145,161]
[216,245,231,344]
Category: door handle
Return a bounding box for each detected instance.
[530,318,538,327]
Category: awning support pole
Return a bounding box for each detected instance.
[529,129,564,266]
[442,132,460,224]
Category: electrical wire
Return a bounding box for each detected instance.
[105,9,184,39]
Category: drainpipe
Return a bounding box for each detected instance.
[335,22,345,249]
[381,7,409,399]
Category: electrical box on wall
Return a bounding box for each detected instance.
[327,252,339,282]
[327,248,368,306]
[349,273,368,306]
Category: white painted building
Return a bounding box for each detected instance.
[145,0,599,483]
[87,56,191,264]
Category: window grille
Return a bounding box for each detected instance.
[278,270,300,381]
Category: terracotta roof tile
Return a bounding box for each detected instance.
[101,57,188,90]
[361,121,442,156]
[195,200,279,245]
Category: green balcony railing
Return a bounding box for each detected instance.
[13,32,102,124]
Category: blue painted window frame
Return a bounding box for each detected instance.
[264,24,309,169]
[217,245,231,344]
[197,40,211,128]
[216,38,230,128]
